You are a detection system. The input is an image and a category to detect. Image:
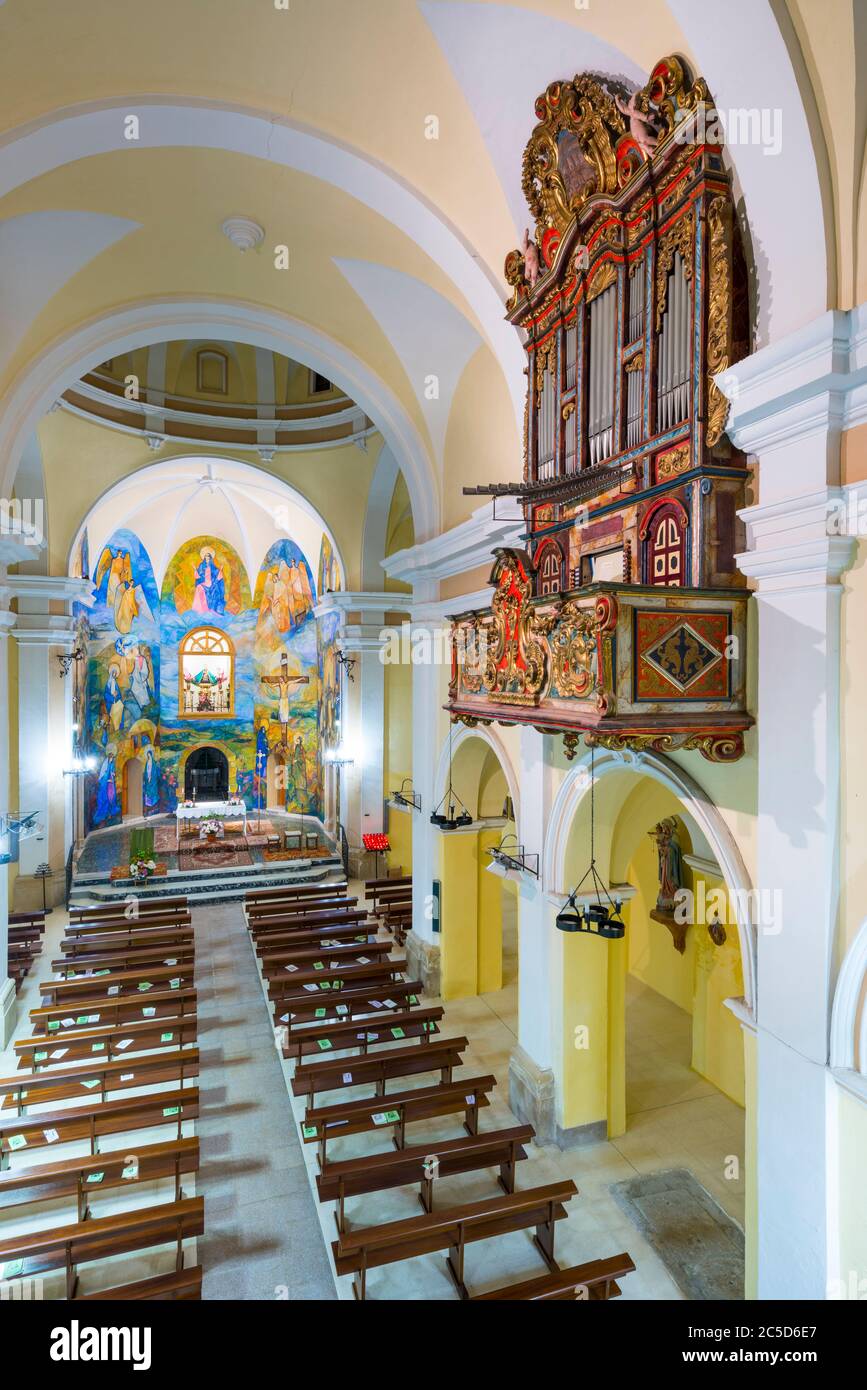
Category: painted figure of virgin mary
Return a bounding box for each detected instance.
[192,546,226,614]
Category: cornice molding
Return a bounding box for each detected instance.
[736,488,857,591]
[718,304,867,456]
[4,574,92,604]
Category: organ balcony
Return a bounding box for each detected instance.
[446,55,753,762]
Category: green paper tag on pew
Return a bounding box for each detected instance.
[319,981,331,990]
[160,1032,174,1042]
[302,1124,317,1139]
[142,1007,156,1017]
[76,1016,90,1025]
[8,1134,27,1150]
[314,1008,326,1019]
[85,1171,105,1184]
[47,1021,60,1031]
[317,1039,332,1051]
[409,995,418,1005]
[169,979,180,990]
[391,1027,405,1039]
[162,1106,180,1117]
[34,1051,48,1062]
[138,982,153,992]
[91,1042,105,1052]
[2,1260,25,1279]
[81,1079,100,1090]
[313,962,324,970]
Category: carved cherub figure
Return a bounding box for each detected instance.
[521,228,541,287]
[615,91,659,156]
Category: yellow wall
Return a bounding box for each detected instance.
[836,1086,867,1295]
[744,1027,757,1299]
[382,651,412,876]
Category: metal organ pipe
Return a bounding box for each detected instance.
[657,252,690,434]
[588,284,615,465]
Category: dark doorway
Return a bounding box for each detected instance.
[185,746,229,800]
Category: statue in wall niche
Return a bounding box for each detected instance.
[648,816,688,953]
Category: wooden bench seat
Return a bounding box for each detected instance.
[267,959,404,1003]
[66,911,193,938]
[51,941,196,976]
[470,1252,636,1300]
[292,1034,467,1105]
[262,939,393,978]
[0,1196,203,1299]
[281,1005,442,1062]
[274,980,422,1028]
[245,882,347,904]
[9,910,47,929]
[15,1014,198,1070]
[59,925,194,958]
[0,1086,199,1166]
[301,1074,496,1165]
[332,1180,578,1300]
[0,1137,200,1218]
[246,894,357,921]
[31,985,197,1036]
[0,1048,199,1114]
[75,1264,203,1301]
[9,925,43,945]
[248,907,369,937]
[318,1124,534,1232]
[69,895,188,920]
[39,962,195,1009]
[255,922,376,957]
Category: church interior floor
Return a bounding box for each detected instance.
[1,888,744,1301]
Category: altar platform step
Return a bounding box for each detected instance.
[69,856,346,908]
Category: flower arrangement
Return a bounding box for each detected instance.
[129,857,157,881]
[199,819,224,840]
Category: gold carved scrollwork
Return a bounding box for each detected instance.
[480,553,552,706]
[522,77,625,237]
[656,443,691,479]
[550,603,597,698]
[586,260,617,304]
[705,196,732,448]
[625,352,645,373]
[655,209,695,329]
[534,336,557,405]
[638,56,710,141]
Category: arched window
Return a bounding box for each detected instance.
[537,542,563,596]
[179,627,234,718]
[641,501,688,587]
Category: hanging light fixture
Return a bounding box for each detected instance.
[556,745,625,939]
[430,723,473,830]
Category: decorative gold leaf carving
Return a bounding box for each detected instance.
[586,260,617,304]
[705,196,732,448]
[656,443,691,479]
[655,209,695,330]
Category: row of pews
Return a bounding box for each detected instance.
[245,875,636,1301]
[7,909,46,992]
[0,894,203,1300]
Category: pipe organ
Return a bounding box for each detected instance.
[448,55,753,763]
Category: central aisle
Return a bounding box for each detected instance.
[192,901,337,1300]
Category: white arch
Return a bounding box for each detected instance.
[544,747,757,1015]
[434,722,520,824]
[0,98,524,421]
[830,919,867,1080]
[66,453,348,602]
[0,298,439,544]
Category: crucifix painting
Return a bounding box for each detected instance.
[259,651,309,747]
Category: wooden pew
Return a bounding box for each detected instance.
[471,1253,636,1301]
[74,1265,203,1300]
[267,959,404,1005]
[261,939,392,976]
[380,903,412,946]
[8,910,47,930]
[51,942,196,977]
[9,924,44,944]
[0,1196,204,1299]
[0,1048,200,1114]
[274,979,423,1028]
[301,1074,497,1166]
[318,1125,534,1233]
[365,882,412,913]
[332,1181,578,1300]
[245,882,347,906]
[248,908,369,938]
[256,922,377,958]
[291,1035,468,1106]
[39,962,195,1009]
[0,1086,199,1166]
[59,925,194,958]
[280,1005,442,1062]
[65,910,193,938]
[0,1137,200,1219]
[15,1014,198,1070]
[69,895,188,921]
[246,894,358,921]
[30,985,198,1035]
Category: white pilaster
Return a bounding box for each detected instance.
[723,303,864,1300]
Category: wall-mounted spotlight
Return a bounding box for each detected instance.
[485,833,539,881]
[391,778,421,811]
